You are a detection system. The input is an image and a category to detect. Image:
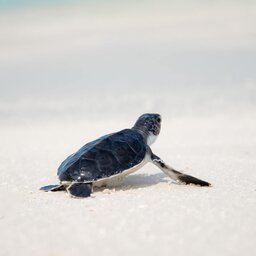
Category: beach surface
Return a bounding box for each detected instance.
[1,113,256,256]
[0,1,256,256]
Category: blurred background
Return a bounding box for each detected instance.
[0,0,256,125]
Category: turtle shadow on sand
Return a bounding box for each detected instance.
[94,172,169,193]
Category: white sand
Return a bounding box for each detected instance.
[0,1,256,256]
[1,114,256,256]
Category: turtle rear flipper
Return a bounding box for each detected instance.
[40,184,66,192]
[67,182,92,198]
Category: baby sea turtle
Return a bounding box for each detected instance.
[40,113,210,198]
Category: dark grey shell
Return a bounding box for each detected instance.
[57,129,146,182]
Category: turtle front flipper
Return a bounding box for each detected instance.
[151,153,211,186]
[67,182,92,198]
[40,184,66,192]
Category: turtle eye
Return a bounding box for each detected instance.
[156,117,161,123]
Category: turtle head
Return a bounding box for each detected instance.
[132,113,162,145]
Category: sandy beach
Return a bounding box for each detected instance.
[0,1,256,256]
[1,113,256,256]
